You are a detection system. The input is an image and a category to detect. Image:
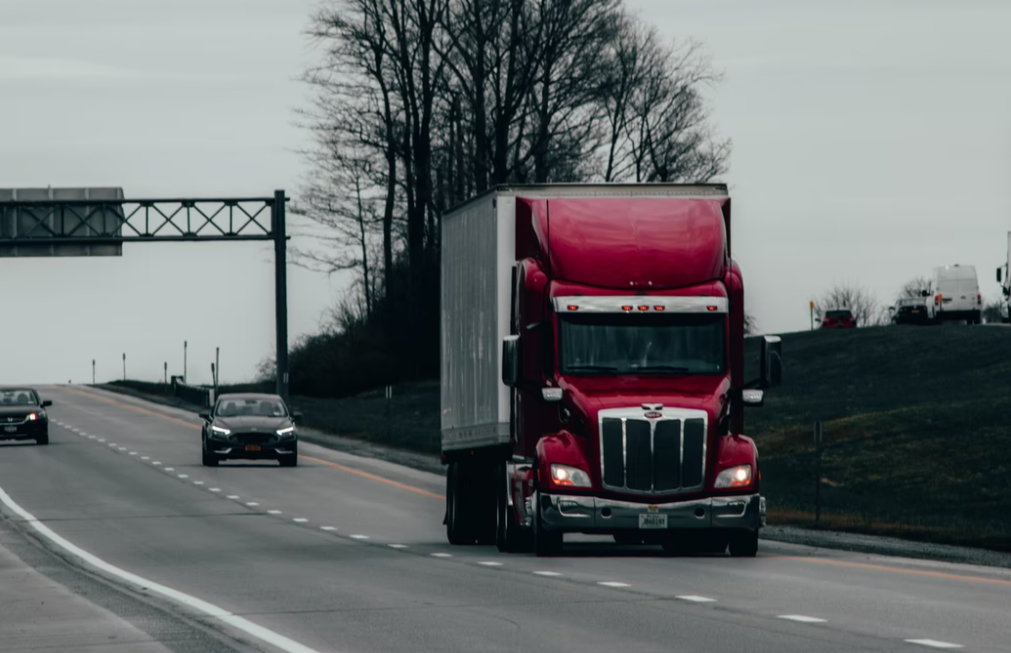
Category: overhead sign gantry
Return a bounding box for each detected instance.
[0,188,291,400]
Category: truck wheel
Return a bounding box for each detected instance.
[534,495,563,557]
[728,529,759,557]
[474,466,498,546]
[446,462,475,545]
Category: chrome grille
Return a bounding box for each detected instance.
[599,411,707,495]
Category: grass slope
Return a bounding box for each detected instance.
[745,325,1011,550]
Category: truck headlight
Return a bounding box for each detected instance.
[211,426,231,436]
[714,465,752,489]
[550,464,591,488]
[276,426,295,438]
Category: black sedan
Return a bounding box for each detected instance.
[199,393,302,467]
[0,387,52,445]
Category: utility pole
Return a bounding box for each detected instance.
[122,353,126,381]
[164,362,168,385]
[809,301,814,331]
[183,340,188,384]
[215,347,220,390]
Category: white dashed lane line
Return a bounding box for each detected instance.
[193,481,204,486]
[676,596,717,603]
[320,526,337,532]
[905,641,963,650]
[165,468,175,472]
[152,462,162,466]
[97,439,105,443]
[226,495,240,500]
[293,518,309,523]
[349,534,369,540]
[267,510,282,515]
[533,571,562,577]
[388,544,407,548]
[209,488,220,492]
[140,456,149,460]
[477,561,502,567]
[178,475,188,479]
[598,581,630,588]
[778,615,826,624]
[431,552,453,558]
[246,502,259,507]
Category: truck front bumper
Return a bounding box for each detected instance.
[539,493,765,533]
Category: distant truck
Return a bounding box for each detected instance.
[440,184,782,558]
[821,308,856,329]
[997,232,1011,323]
[929,265,981,324]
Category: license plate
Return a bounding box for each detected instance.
[639,514,667,529]
[3,426,16,434]
[245,444,261,452]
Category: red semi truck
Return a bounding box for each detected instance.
[440,184,782,557]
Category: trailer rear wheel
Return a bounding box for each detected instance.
[446,462,475,545]
[728,529,759,557]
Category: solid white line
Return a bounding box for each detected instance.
[676,595,717,603]
[293,518,309,523]
[320,526,337,532]
[533,571,562,577]
[430,552,453,558]
[779,615,826,623]
[598,581,630,588]
[349,534,369,540]
[478,561,502,566]
[905,640,963,649]
[0,483,323,653]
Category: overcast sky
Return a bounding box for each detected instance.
[1,0,1009,385]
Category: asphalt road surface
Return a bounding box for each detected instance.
[0,386,1008,653]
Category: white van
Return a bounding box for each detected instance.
[931,265,981,324]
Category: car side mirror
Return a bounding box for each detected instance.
[760,335,782,389]
[921,290,930,297]
[888,306,895,312]
[292,410,303,423]
[198,410,211,420]
[742,389,764,407]
[41,400,53,408]
[502,335,520,387]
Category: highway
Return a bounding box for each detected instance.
[0,386,1008,653]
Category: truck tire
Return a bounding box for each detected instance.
[446,462,476,545]
[533,494,563,557]
[728,529,759,557]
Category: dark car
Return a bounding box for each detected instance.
[891,297,931,325]
[821,308,856,329]
[0,387,52,445]
[199,393,302,467]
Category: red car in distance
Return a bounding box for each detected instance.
[822,308,856,329]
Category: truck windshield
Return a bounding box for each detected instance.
[559,314,725,375]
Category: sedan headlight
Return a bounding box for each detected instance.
[550,463,591,488]
[210,425,231,436]
[714,465,752,489]
[276,426,295,438]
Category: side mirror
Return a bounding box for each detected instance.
[888,306,895,312]
[921,289,930,297]
[198,410,211,421]
[292,410,304,423]
[502,335,520,387]
[742,389,764,407]
[760,335,782,389]
[998,267,1002,283]
[41,400,53,408]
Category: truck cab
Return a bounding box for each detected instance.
[440,185,782,558]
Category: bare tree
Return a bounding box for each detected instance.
[898,276,933,299]
[744,312,758,336]
[812,283,885,327]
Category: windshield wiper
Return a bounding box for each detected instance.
[633,365,692,373]
[565,365,619,372]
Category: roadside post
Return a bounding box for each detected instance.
[385,385,393,440]
[809,301,814,331]
[814,420,823,523]
[92,359,96,385]
[122,353,126,381]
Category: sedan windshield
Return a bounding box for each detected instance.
[215,398,287,418]
[0,389,38,406]
[559,314,725,375]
